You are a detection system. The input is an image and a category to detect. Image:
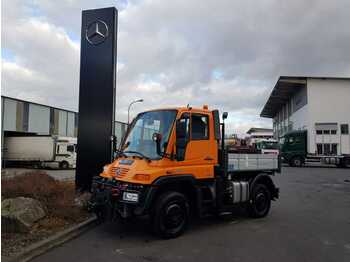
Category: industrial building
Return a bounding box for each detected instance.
[246,127,274,146]
[260,76,350,155]
[1,96,127,147]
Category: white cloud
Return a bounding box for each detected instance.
[2,0,350,134]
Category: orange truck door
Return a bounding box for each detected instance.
[182,113,215,179]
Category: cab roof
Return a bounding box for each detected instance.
[142,106,214,114]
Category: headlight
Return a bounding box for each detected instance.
[122,192,139,202]
[103,165,109,173]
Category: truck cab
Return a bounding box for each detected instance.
[256,139,280,155]
[280,130,307,166]
[90,106,280,238]
[280,130,350,167]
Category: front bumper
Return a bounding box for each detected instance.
[88,176,153,218]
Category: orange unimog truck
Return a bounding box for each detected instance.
[89,106,281,238]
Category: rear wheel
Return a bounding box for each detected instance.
[248,184,271,218]
[60,161,69,169]
[290,156,303,167]
[152,191,189,239]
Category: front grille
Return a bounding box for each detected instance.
[109,167,129,178]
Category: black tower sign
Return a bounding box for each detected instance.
[76,7,118,191]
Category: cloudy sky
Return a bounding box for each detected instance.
[2,0,350,135]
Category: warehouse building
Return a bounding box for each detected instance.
[260,76,350,155]
[1,96,127,146]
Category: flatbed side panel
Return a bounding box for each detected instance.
[228,153,279,172]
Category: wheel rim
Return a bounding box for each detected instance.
[163,203,185,230]
[255,191,268,213]
[294,159,301,166]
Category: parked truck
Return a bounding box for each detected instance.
[3,135,77,169]
[280,130,350,167]
[89,106,281,238]
[256,139,279,155]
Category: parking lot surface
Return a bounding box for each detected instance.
[32,167,350,262]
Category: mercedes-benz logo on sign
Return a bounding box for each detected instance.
[86,20,108,45]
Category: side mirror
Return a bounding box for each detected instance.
[152,132,162,156]
[222,112,228,120]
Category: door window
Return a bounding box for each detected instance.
[191,114,209,140]
[341,124,349,134]
[67,145,75,153]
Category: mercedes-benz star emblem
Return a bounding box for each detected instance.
[86,20,109,45]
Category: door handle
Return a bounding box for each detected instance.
[204,156,213,161]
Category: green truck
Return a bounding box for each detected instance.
[280,130,350,168]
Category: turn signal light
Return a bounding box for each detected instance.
[133,174,150,181]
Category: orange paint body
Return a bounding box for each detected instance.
[100,107,218,184]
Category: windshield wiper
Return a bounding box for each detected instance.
[115,149,127,157]
[123,150,150,160]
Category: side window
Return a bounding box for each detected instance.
[67,145,75,152]
[341,124,349,134]
[191,114,209,140]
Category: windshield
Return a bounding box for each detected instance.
[259,141,279,149]
[123,110,177,159]
[279,137,286,145]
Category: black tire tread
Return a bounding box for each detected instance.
[152,191,189,239]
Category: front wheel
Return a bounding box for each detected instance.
[248,184,271,218]
[290,156,304,167]
[152,191,189,239]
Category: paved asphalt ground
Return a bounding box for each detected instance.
[31,166,350,262]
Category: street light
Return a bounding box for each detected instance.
[127,99,144,124]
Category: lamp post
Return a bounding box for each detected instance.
[127,99,143,125]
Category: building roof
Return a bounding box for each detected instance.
[246,127,273,134]
[260,76,350,119]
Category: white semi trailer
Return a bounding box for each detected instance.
[3,136,77,169]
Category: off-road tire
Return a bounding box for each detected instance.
[152,191,189,239]
[248,184,271,218]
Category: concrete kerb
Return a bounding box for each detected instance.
[3,215,98,262]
